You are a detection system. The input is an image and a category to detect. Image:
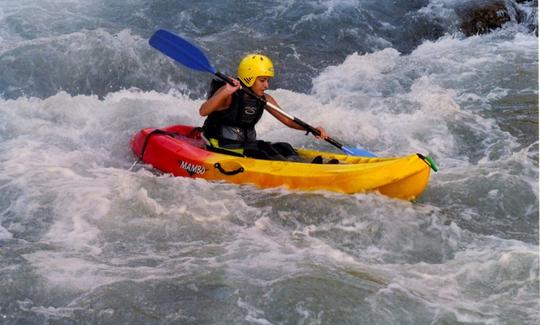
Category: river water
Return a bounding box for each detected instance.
[0,0,538,324]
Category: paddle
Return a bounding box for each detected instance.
[149,29,376,157]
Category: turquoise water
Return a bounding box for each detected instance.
[0,1,538,324]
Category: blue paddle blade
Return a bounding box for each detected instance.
[341,146,377,157]
[149,29,216,74]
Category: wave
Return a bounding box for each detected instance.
[0,0,536,99]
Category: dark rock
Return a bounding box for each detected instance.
[457,0,538,37]
[458,0,512,36]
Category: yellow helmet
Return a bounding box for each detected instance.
[237,54,274,87]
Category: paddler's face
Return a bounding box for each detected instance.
[251,76,270,96]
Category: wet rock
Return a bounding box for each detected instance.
[458,0,513,36]
[457,0,537,36]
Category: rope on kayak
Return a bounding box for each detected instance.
[214,162,244,175]
[129,129,177,171]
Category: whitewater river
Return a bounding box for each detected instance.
[0,0,538,324]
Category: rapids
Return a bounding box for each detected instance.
[0,1,538,324]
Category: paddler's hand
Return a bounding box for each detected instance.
[314,126,328,140]
[223,78,241,95]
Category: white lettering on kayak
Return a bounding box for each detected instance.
[178,160,206,176]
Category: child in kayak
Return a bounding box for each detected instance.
[199,53,329,162]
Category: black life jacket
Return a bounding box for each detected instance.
[202,79,265,143]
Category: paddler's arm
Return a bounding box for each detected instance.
[264,94,329,139]
[199,79,240,116]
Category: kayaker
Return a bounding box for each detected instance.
[199,53,329,162]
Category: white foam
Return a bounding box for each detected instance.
[373,238,539,323]
[22,252,122,291]
[0,224,12,240]
[0,90,209,289]
[305,30,538,165]
[311,48,401,104]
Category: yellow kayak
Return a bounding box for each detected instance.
[131,125,435,200]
